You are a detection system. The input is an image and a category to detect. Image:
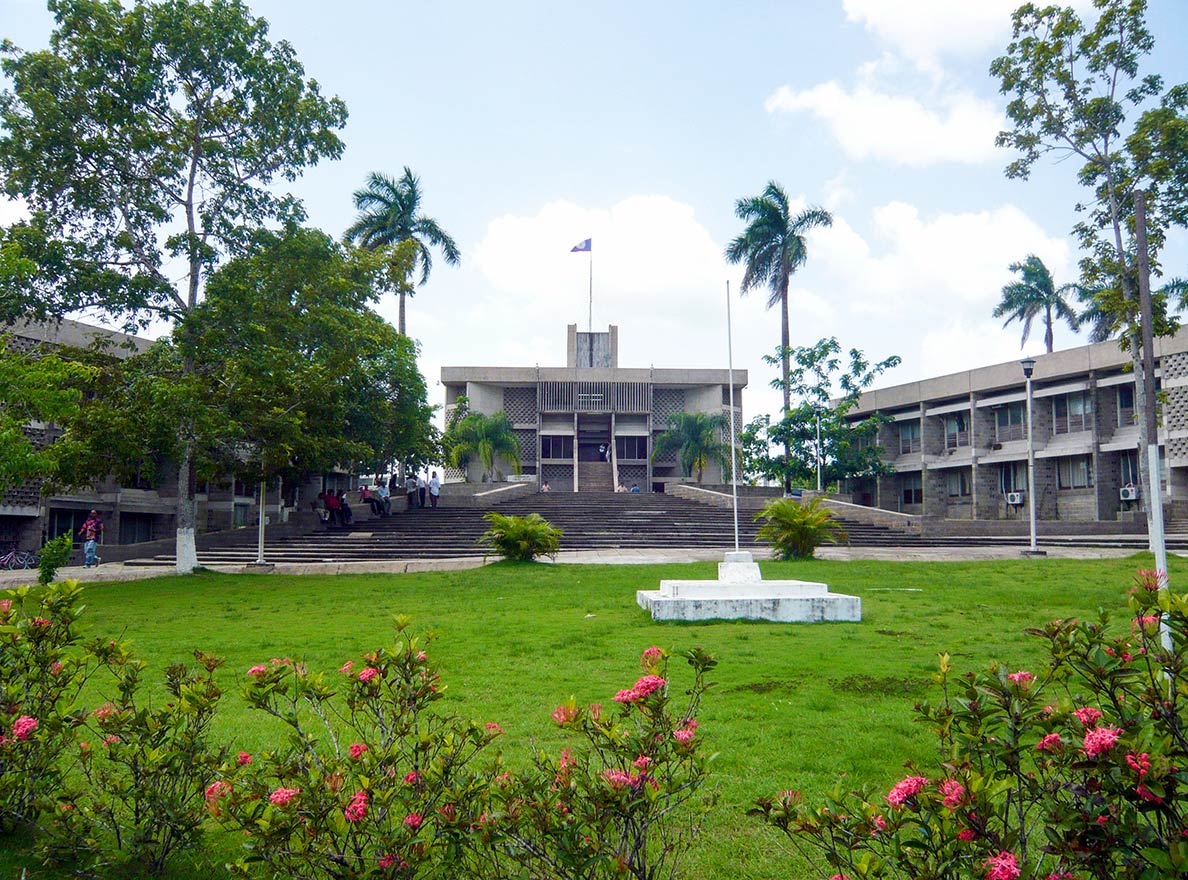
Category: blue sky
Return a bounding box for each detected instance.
[2,0,1187,425]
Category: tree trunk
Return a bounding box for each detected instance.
[398,291,406,336]
[1044,305,1054,353]
[175,442,198,574]
[780,288,792,494]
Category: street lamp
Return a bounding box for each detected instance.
[1020,358,1043,556]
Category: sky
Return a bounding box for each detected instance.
[2,0,1187,427]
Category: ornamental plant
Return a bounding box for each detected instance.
[754,496,847,560]
[42,645,227,875]
[753,569,1188,879]
[0,581,90,830]
[479,511,563,561]
[212,616,501,879]
[478,645,718,880]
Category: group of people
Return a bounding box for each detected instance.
[314,489,356,527]
[314,471,442,526]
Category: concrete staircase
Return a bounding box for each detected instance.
[579,461,614,492]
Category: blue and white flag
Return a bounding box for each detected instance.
[570,238,592,253]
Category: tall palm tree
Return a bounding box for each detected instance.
[446,411,521,482]
[725,183,832,492]
[651,412,729,484]
[993,255,1080,353]
[1076,276,1185,343]
[344,167,460,335]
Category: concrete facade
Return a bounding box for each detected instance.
[841,328,1188,525]
[441,325,746,492]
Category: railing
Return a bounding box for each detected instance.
[538,381,652,413]
[945,430,969,450]
[995,424,1027,443]
[1118,406,1135,426]
[899,437,921,455]
[1054,413,1089,434]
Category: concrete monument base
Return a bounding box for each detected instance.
[636,551,861,623]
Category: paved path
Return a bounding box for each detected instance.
[0,543,1149,588]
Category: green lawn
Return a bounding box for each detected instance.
[1,554,1171,878]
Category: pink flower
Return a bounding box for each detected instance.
[551,703,577,725]
[958,828,976,841]
[0,599,11,614]
[246,664,268,679]
[873,815,888,833]
[30,617,50,627]
[641,645,663,670]
[269,787,300,807]
[829,875,849,880]
[614,687,640,704]
[674,719,699,745]
[344,790,368,823]
[1126,752,1151,777]
[205,780,231,815]
[940,779,966,809]
[589,703,602,721]
[358,667,379,683]
[1036,733,1063,752]
[50,661,64,676]
[1136,783,1163,803]
[1083,726,1122,758]
[379,854,396,869]
[12,716,37,741]
[102,734,119,746]
[237,751,252,765]
[1133,615,1161,636]
[404,770,422,785]
[485,721,503,736]
[349,742,369,759]
[633,674,666,697]
[885,775,928,808]
[92,703,116,722]
[416,650,428,661]
[339,660,354,675]
[1134,570,1166,592]
[1072,707,1103,727]
[602,768,633,790]
[404,812,423,831]
[983,851,1020,880]
[1007,670,1033,686]
[633,754,651,770]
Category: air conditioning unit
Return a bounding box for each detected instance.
[1006,491,1025,506]
[1120,485,1140,502]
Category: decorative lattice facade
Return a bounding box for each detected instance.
[502,387,537,425]
[514,429,536,463]
[652,389,685,426]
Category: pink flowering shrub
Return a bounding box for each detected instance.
[0,581,90,830]
[753,569,1188,880]
[479,645,717,880]
[211,617,499,879]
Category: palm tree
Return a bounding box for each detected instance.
[651,412,729,484]
[344,168,460,335]
[1076,276,1185,343]
[725,183,832,492]
[993,255,1080,353]
[446,411,521,482]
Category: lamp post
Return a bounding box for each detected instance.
[1020,358,1044,556]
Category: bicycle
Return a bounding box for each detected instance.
[0,548,39,570]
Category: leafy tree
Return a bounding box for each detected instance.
[725,183,832,492]
[446,411,520,482]
[651,412,729,484]
[344,168,461,336]
[753,496,847,560]
[0,0,348,572]
[991,0,1188,533]
[1075,276,1182,344]
[993,254,1081,352]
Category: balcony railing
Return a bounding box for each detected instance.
[1053,413,1089,434]
[945,430,970,450]
[995,424,1027,443]
[899,437,921,455]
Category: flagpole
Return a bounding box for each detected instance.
[588,249,593,367]
[726,280,740,552]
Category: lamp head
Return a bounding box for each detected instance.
[1020,357,1036,379]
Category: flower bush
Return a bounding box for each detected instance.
[753,569,1188,879]
[479,645,718,880]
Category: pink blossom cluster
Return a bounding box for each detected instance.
[269,787,300,806]
[939,779,966,809]
[349,742,369,759]
[404,770,422,786]
[829,875,849,880]
[50,661,64,676]
[1133,615,1161,635]
[344,790,368,823]
[1127,751,1151,777]
[958,828,975,841]
[92,703,116,722]
[485,722,503,736]
[246,664,268,679]
[0,599,11,615]
[673,719,698,745]
[551,703,577,725]
[885,775,928,808]
[613,674,666,704]
[1083,726,1122,758]
[1036,733,1063,752]
[205,780,231,815]
[379,854,407,869]
[1072,706,1102,727]
[30,617,50,627]
[339,660,354,675]
[358,666,379,683]
[640,645,663,671]
[633,754,651,770]
[237,751,252,765]
[404,812,423,831]
[1006,670,1033,686]
[12,715,37,741]
[1133,569,1166,592]
[983,851,1020,880]
[602,768,636,790]
[555,748,575,785]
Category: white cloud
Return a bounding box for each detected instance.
[0,196,30,226]
[764,81,1002,166]
[841,0,1095,71]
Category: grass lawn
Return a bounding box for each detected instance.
[1,553,1171,878]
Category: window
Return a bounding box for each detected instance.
[898,421,921,454]
[995,403,1027,442]
[1117,384,1135,427]
[901,474,923,505]
[1120,450,1138,486]
[999,461,1027,494]
[119,513,153,545]
[943,412,970,449]
[1053,391,1092,434]
[540,435,574,459]
[945,469,971,498]
[1057,455,1094,489]
[615,436,648,460]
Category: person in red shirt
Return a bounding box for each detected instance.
[78,510,104,567]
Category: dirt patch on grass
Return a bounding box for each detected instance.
[725,678,804,695]
[834,674,925,697]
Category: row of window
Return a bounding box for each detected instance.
[897,387,1139,454]
[538,436,651,460]
[899,452,1139,505]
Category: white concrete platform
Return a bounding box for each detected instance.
[636,551,862,623]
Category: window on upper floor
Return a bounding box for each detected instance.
[901,473,923,505]
[898,420,921,454]
[1052,391,1092,434]
[615,436,648,460]
[1117,384,1135,427]
[943,412,970,450]
[1057,455,1094,489]
[945,469,971,498]
[995,403,1027,443]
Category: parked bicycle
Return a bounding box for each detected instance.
[0,548,39,570]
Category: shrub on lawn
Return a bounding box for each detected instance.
[479,511,563,561]
[753,569,1188,880]
[753,497,847,560]
[0,581,89,830]
[37,534,74,587]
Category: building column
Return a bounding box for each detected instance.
[572,412,579,492]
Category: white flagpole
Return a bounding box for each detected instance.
[726,280,740,552]
[588,247,593,367]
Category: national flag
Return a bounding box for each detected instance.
[570,238,592,252]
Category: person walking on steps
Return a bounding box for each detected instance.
[405,473,418,512]
[78,510,104,567]
[428,471,441,508]
[417,473,427,509]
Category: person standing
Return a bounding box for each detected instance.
[405,473,418,512]
[78,509,104,567]
[417,473,427,509]
[428,471,441,508]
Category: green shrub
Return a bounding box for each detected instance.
[753,496,847,560]
[479,512,563,561]
[37,534,73,586]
